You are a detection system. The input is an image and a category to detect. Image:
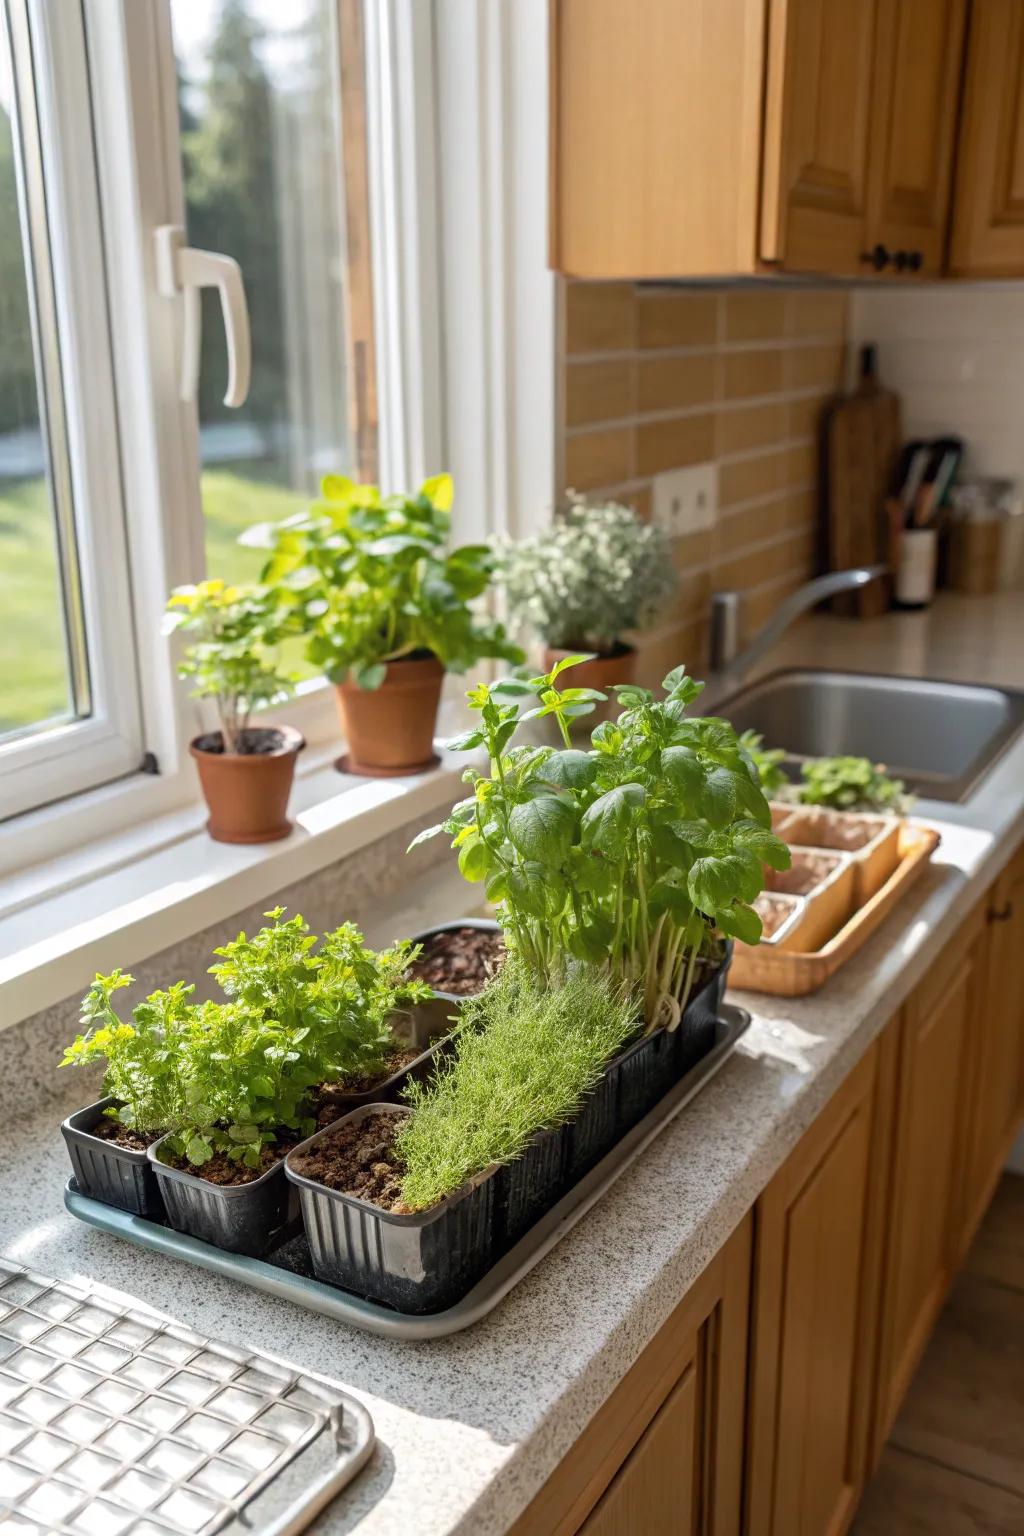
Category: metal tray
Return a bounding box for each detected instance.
[64,1006,750,1342]
[0,1260,374,1536]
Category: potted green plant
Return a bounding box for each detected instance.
[59,910,434,1255]
[497,494,676,696]
[413,657,790,1124]
[797,755,909,814]
[163,578,301,843]
[243,472,522,776]
[285,960,636,1312]
[60,972,193,1217]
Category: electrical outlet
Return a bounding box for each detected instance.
[652,463,718,538]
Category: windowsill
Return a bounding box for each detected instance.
[0,733,468,1034]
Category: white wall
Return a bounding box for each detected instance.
[850,284,1024,483]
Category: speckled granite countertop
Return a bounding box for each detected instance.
[4,600,1024,1535]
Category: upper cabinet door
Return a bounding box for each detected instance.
[865,0,968,275]
[760,0,879,274]
[949,0,1024,275]
[550,0,767,278]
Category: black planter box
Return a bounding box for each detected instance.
[147,1136,298,1259]
[61,1098,165,1218]
[313,1006,458,1126]
[285,1104,499,1314]
[500,1124,568,1247]
[407,917,502,1036]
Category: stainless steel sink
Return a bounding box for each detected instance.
[717,668,1024,802]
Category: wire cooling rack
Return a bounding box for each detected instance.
[0,1260,374,1535]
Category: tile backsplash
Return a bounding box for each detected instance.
[558,282,849,685]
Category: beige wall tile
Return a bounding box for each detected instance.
[637,354,715,413]
[713,527,815,592]
[718,449,788,508]
[724,291,787,342]
[785,342,846,392]
[716,401,788,456]
[566,282,636,355]
[566,359,636,427]
[742,572,808,641]
[716,495,793,556]
[636,413,714,476]
[672,528,713,571]
[723,348,784,399]
[637,292,717,349]
[785,440,818,486]
[787,289,848,337]
[787,392,830,439]
[626,484,653,521]
[564,426,634,492]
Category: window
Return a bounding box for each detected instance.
[169,0,377,586]
[0,0,142,823]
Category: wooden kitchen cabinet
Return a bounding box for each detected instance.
[871,908,985,1454]
[961,845,1024,1246]
[745,1037,894,1536]
[949,0,1024,276]
[509,1214,752,1536]
[551,0,977,279]
[864,0,968,276]
[759,0,878,274]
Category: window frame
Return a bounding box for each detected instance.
[0,0,144,821]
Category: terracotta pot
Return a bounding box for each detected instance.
[334,653,444,776]
[190,725,303,844]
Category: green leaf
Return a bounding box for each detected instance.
[353,661,388,690]
[650,822,697,869]
[647,877,694,919]
[591,720,622,754]
[565,914,616,964]
[407,822,445,852]
[722,848,764,904]
[489,676,543,699]
[687,855,737,915]
[547,652,596,681]
[731,819,791,870]
[508,795,576,863]
[185,1135,213,1167]
[458,836,491,882]
[716,902,763,945]
[581,783,645,857]
[506,861,565,918]
[445,727,485,753]
[540,749,598,790]
[662,746,704,802]
[700,766,738,828]
[662,667,705,707]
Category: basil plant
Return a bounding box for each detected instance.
[413,660,791,1031]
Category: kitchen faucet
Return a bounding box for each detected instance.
[708,565,888,687]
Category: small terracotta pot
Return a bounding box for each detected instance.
[542,644,636,730]
[334,653,444,776]
[190,725,304,844]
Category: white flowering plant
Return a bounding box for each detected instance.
[499,495,676,655]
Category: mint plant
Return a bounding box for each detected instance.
[413,661,791,1030]
[242,472,522,689]
[163,578,296,752]
[60,971,194,1135]
[798,755,909,814]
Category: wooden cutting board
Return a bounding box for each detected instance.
[825,346,901,617]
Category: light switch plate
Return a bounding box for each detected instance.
[652,463,718,537]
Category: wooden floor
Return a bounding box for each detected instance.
[851,1174,1024,1535]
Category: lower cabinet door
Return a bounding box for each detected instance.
[963,850,1024,1241]
[509,1214,752,1536]
[873,922,981,1450]
[746,1038,891,1536]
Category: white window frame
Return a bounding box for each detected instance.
[0,0,143,822]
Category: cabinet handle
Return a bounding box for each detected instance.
[907,250,923,272]
[894,250,910,271]
[989,901,1014,923]
[860,243,891,271]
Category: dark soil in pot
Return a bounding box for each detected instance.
[148,1129,301,1258]
[406,926,506,996]
[312,1047,422,1126]
[61,1098,166,1218]
[289,1110,409,1209]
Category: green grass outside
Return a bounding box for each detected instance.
[0,464,311,735]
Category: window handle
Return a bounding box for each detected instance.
[154,224,251,408]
